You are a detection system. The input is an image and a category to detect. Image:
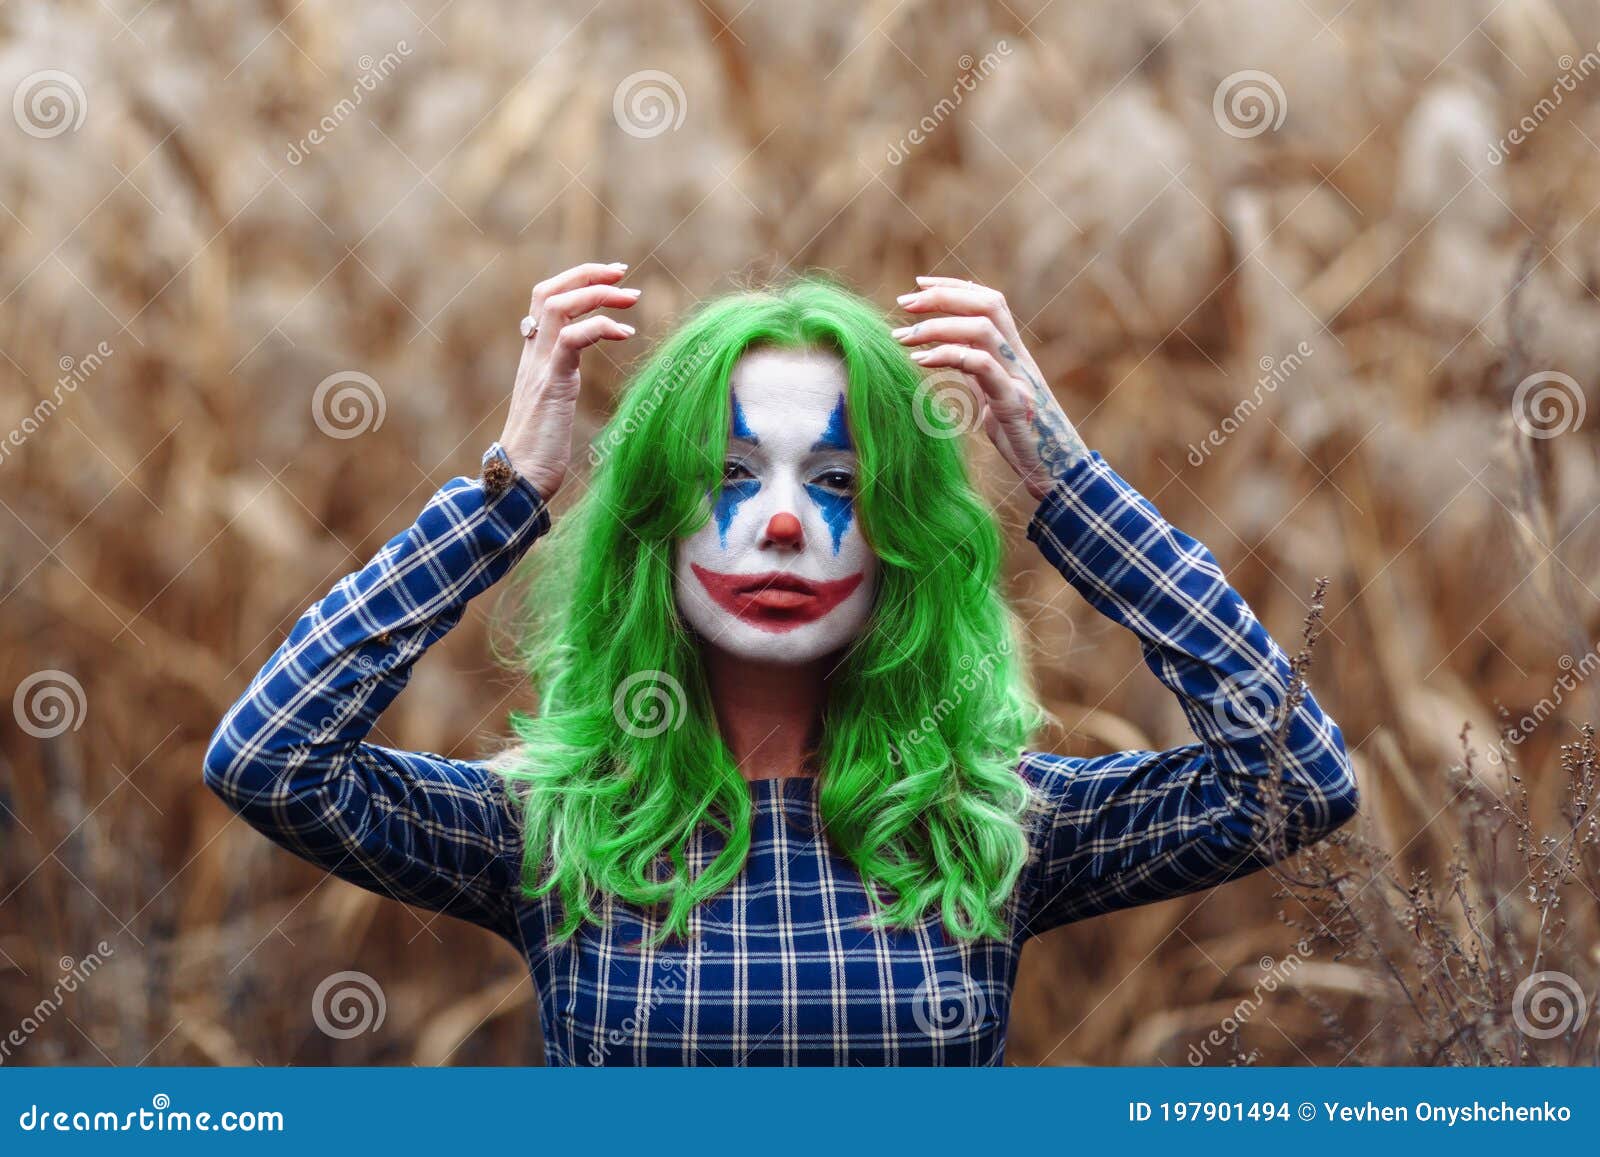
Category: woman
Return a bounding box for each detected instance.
[204,265,1358,1066]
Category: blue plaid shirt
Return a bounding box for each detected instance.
[203,443,1358,1066]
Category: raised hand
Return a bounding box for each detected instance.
[892,275,1088,502]
[499,261,641,500]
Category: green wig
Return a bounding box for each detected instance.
[493,275,1047,941]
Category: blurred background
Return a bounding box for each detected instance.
[3,0,1599,1066]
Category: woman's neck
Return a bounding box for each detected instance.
[702,645,829,782]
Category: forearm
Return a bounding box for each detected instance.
[1025,450,1358,849]
[202,444,549,918]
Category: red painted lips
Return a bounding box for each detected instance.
[690,564,864,633]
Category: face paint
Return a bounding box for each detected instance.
[673,346,879,666]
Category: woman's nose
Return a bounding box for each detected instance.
[760,510,804,550]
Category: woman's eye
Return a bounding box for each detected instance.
[814,469,855,494]
[723,460,754,483]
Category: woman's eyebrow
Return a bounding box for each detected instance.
[809,395,852,453]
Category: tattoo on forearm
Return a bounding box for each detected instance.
[999,342,1087,477]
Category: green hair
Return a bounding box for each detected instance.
[493,275,1047,941]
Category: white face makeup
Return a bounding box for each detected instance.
[673,346,878,666]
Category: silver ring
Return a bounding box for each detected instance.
[519,314,539,339]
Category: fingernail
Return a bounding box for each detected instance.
[896,293,918,305]
[620,323,636,334]
[622,287,642,295]
[610,262,629,270]
[890,326,911,337]
[915,276,934,283]
[909,350,930,360]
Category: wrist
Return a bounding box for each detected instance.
[480,442,553,509]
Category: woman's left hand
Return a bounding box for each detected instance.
[893,275,1089,502]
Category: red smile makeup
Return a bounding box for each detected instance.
[690,564,864,633]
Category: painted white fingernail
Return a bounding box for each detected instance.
[619,323,636,334]
[896,293,918,305]
[610,262,629,269]
[621,287,642,295]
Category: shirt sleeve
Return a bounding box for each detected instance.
[201,444,549,938]
[1015,450,1359,937]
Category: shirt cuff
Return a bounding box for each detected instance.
[1024,451,1117,546]
[479,442,552,538]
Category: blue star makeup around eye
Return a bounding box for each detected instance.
[806,394,855,554]
[714,394,762,548]
[810,394,852,453]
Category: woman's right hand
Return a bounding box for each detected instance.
[499,261,641,500]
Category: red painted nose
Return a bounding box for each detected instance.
[762,511,803,548]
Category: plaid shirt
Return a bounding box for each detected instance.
[204,443,1358,1066]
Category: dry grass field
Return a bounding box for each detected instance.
[2,0,1598,1065]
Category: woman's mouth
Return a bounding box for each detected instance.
[690,564,864,633]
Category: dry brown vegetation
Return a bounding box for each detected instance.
[3,0,1599,1065]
